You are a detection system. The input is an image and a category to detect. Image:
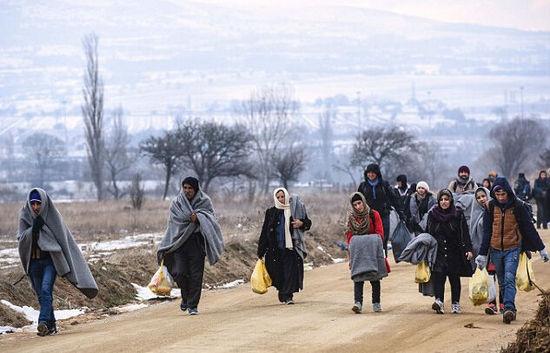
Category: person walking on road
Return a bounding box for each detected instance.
[345,192,388,314]
[358,163,404,256]
[157,177,224,316]
[513,173,531,202]
[469,187,503,315]
[408,181,436,235]
[533,170,549,229]
[257,187,311,305]
[18,188,98,336]
[448,165,476,194]
[475,177,549,324]
[426,189,474,315]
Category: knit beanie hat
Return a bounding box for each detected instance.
[458,165,470,175]
[416,181,429,192]
[182,176,200,192]
[29,190,41,203]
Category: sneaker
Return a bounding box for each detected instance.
[352,302,362,314]
[432,299,444,314]
[503,310,515,324]
[485,304,498,315]
[37,322,50,337]
[48,324,58,335]
[188,308,199,316]
[285,299,295,305]
[451,303,461,314]
[372,303,382,312]
[180,301,188,312]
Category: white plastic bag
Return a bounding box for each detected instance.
[147,261,175,296]
[487,273,497,303]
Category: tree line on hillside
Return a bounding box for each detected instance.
[5,33,549,205]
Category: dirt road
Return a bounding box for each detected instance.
[1,251,549,353]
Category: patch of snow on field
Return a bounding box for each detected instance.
[0,299,84,324]
[0,326,17,334]
[115,303,149,313]
[214,279,244,289]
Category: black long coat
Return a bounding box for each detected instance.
[257,207,311,290]
[426,209,474,277]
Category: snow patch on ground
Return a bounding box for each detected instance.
[114,303,149,313]
[214,279,244,289]
[0,299,84,325]
[0,325,18,334]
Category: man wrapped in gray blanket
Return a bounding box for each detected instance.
[157,177,224,316]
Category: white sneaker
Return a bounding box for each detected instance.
[451,303,461,314]
[372,303,382,312]
[432,299,444,314]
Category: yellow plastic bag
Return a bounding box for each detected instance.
[516,252,535,292]
[251,259,272,294]
[469,268,489,305]
[415,261,431,283]
[147,260,174,296]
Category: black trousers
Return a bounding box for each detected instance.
[277,249,303,302]
[171,233,206,309]
[432,271,461,304]
[536,200,548,229]
[354,280,381,304]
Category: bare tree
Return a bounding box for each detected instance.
[350,126,419,172]
[175,119,254,192]
[488,117,547,178]
[23,133,66,187]
[105,107,133,199]
[140,131,181,200]
[539,148,550,170]
[238,83,298,194]
[417,142,450,187]
[273,146,307,190]
[129,172,145,210]
[81,32,105,201]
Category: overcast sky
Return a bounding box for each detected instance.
[189,0,550,31]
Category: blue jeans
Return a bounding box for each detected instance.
[489,247,520,311]
[29,256,57,327]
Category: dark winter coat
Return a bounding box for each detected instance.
[257,207,311,290]
[426,208,474,277]
[533,176,549,202]
[358,171,402,217]
[514,176,531,201]
[479,177,546,256]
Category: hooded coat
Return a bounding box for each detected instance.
[357,164,402,217]
[17,188,98,299]
[469,187,491,257]
[479,177,546,256]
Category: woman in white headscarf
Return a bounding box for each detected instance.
[257,187,311,304]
